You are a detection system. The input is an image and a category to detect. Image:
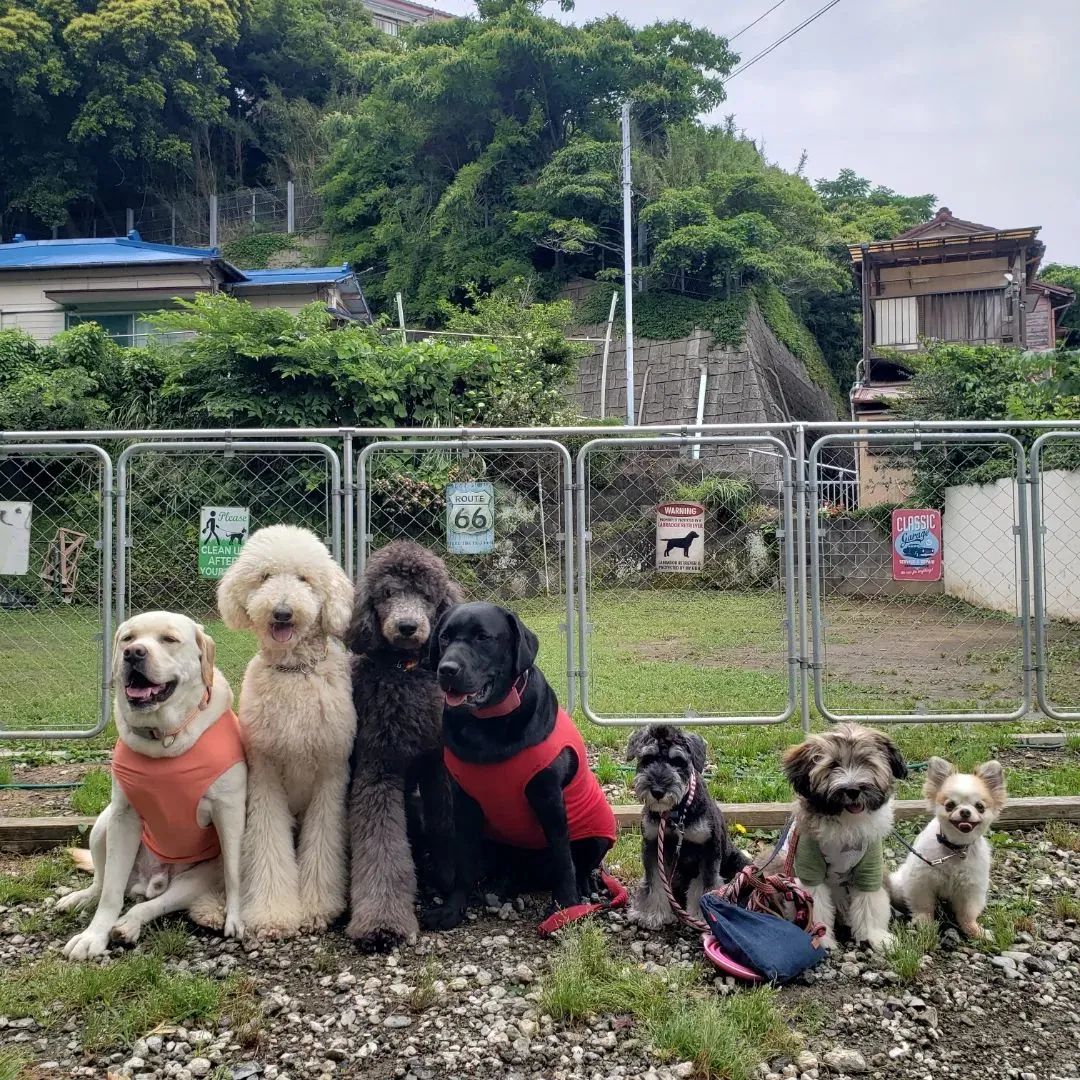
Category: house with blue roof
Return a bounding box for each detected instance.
[0,232,370,345]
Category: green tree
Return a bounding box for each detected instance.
[1039,264,1080,348]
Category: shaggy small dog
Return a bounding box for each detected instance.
[346,542,463,952]
[782,723,907,950]
[626,724,747,929]
[888,757,1006,939]
[218,525,356,939]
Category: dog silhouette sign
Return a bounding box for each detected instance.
[656,502,705,573]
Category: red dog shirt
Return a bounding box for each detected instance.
[444,706,616,849]
[112,709,246,865]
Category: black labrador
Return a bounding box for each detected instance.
[421,602,614,930]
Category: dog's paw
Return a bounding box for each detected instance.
[110,914,144,946]
[223,912,245,940]
[245,909,304,941]
[818,931,838,950]
[353,927,407,953]
[961,921,992,941]
[864,928,893,951]
[303,902,346,933]
[629,905,675,932]
[55,887,97,914]
[63,927,110,960]
[419,905,465,933]
[188,896,226,931]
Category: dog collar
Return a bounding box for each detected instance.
[471,671,530,718]
[271,642,329,675]
[397,656,421,672]
[129,688,212,749]
[935,831,972,854]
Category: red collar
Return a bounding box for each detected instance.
[472,671,530,718]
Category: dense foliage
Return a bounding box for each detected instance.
[0,288,587,431]
[1040,265,1080,347]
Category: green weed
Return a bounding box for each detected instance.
[0,853,73,905]
[883,920,939,982]
[70,767,112,816]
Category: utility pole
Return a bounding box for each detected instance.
[620,100,635,428]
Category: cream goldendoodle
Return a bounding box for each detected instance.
[218,525,356,938]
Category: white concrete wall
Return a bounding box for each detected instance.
[1036,470,1080,622]
[944,471,1080,622]
[943,476,1019,615]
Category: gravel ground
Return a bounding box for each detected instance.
[2,827,1079,1080]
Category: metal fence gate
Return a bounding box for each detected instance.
[117,441,342,694]
[0,444,113,739]
[357,440,576,709]
[576,434,798,726]
[809,431,1031,724]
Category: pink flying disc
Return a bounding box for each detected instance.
[701,933,763,983]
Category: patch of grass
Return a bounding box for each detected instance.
[1044,821,1080,853]
[883,920,939,982]
[541,924,797,1080]
[70,767,111,815]
[409,958,442,1014]
[311,949,338,976]
[0,954,258,1052]
[0,853,72,905]
[785,996,829,1036]
[0,1049,29,1080]
[607,831,644,883]
[147,919,191,959]
[1053,893,1080,920]
[593,753,625,787]
[13,910,50,936]
[975,899,1036,953]
[0,762,13,785]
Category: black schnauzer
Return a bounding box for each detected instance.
[626,724,747,929]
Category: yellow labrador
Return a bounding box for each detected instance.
[59,612,247,959]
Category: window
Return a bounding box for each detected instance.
[372,15,399,33]
[65,312,172,347]
[873,297,918,349]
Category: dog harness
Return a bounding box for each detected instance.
[112,708,246,865]
[444,706,617,849]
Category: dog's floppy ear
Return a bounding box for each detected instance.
[685,731,708,773]
[975,760,1006,806]
[426,606,451,672]
[194,623,216,695]
[111,624,127,686]
[320,561,354,640]
[625,726,652,763]
[880,733,908,781]
[923,756,955,799]
[507,609,539,674]
[782,739,818,799]
[347,587,379,655]
[437,578,465,620]
[217,561,252,630]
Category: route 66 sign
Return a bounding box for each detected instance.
[445,482,495,554]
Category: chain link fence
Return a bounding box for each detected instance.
[5,424,1080,741]
[810,430,1031,724]
[357,439,575,707]
[1030,431,1080,719]
[0,445,112,738]
[117,442,341,693]
[576,435,797,726]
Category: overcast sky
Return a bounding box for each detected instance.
[435,0,1080,266]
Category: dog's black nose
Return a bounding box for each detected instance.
[272,606,293,623]
[959,807,971,820]
[397,621,418,638]
[843,786,861,800]
[123,643,147,661]
[438,659,461,679]
[650,787,667,800]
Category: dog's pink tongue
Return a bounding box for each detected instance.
[271,624,294,643]
[444,690,469,708]
[126,684,162,700]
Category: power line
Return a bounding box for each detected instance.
[728,0,790,44]
[725,0,843,82]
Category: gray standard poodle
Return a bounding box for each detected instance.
[345,541,464,951]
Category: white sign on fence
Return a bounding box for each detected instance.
[0,502,32,576]
[446,483,495,554]
[199,507,250,579]
[655,501,705,573]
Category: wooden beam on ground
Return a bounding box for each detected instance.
[613,795,1080,832]
[0,817,95,854]
[2,797,1079,856]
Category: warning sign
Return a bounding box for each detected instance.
[199,507,250,579]
[656,502,705,573]
[891,509,942,581]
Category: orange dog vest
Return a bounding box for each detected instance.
[111,709,246,865]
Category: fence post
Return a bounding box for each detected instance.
[796,424,811,733]
[125,208,134,234]
[287,181,296,234]
[171,206,176,247]
[209,194,218,249]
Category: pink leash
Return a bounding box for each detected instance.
[656,771,710,932]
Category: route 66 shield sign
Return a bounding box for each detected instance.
[445,483,495,554]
